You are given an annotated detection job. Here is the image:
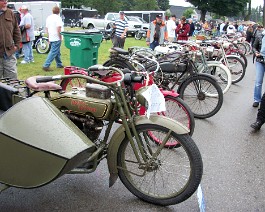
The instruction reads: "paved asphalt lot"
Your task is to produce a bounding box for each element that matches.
[0,55,264,211]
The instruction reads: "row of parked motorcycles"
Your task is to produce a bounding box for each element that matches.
[0,32,249,207]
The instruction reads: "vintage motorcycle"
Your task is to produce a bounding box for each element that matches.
[33,27,51,54]
[134,29,147,40]
[0,66,203,206]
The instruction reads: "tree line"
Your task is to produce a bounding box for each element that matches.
[61,0,169,15]
[61,0,265,24]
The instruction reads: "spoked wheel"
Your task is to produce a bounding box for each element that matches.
[103,59,136,71]
[151,96,195,148]
[178,74,223,119]
[243,41,252,55]
[236,42,247,55]
[223,56,246,84]
[36,38,51,54]
[200,63,232,95]
[135,31,142,40]
[60,73,87,91]
[159,96,195,135]
[117,124,203,206]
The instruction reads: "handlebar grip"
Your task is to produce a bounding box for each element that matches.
[122,68,131,74]
[36,76,54,83]
[131,75,144,83]
[124,73,144,85]
[88,65,105,72]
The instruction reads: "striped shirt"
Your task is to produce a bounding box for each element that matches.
[114,19,128,37]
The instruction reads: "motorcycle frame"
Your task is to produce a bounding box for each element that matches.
[18,72,188,187]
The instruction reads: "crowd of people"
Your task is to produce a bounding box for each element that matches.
[0,1,63,77]
[1,2,265,131]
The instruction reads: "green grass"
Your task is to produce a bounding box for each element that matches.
[17,31,147,80]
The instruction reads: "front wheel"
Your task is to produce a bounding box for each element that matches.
[117,124,203,206]
[178,74,223,119]
[36,38,51,54]
[221,56,246,84]
[199,63,232,95]
[135,31,142,40]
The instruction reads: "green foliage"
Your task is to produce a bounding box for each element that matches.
[82,0,124,15]
[183,8,194,19]
[186,0,249,21]
[132,0,159,10]
[157,0,170,11]
[62,0,85,8]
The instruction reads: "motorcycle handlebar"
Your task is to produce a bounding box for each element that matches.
[36,66,125,87]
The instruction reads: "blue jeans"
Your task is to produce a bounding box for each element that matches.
[150,40,159,50]
[43,40,63,68]
[254,61,265,102]
[22,41,34,62]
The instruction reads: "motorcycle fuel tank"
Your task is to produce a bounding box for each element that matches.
[0,97,95,188]
[50,90,113,120]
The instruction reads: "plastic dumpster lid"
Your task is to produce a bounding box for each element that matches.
[62,29,101,34]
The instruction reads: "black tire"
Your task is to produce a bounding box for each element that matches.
[135,32,142,40]
[36,38,51,54]
[178,74,223,119]
[236,42,247,55]
[223,56,246,84]
[162,96,195,136]
[87,24,94,29]
[103,59,136,71]
[117,124,203,206]
[151,96,195,148]
[238,52,248,68]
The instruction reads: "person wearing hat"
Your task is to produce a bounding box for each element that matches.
[0,0,21,79]
[112,11,128,49]
[19,5,34,64]
[146,14,168,50]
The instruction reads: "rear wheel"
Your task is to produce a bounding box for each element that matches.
[117,124,203,206]
[178,74,223,119]
[199,63,232,95]
[103,59,135,71]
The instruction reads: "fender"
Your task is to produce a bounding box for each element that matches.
[177,73,216,94]
[107,114,189,187]
[226,54,240,59]
[160,88,178,97]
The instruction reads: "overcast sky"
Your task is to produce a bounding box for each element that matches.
[169,0,264,8]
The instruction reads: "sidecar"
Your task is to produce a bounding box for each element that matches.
[0,97,96,188]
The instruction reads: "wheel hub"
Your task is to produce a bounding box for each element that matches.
[139,159,161,172]
[197,92,206,100]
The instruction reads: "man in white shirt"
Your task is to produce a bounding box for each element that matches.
[219,22,225,34]
[226,23,236,34]
[166,15,176,42]
[42,6,63,71]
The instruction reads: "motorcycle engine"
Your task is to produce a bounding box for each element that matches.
[63,112,103,142]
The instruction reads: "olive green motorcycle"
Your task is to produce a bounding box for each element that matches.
[0,66,203,206]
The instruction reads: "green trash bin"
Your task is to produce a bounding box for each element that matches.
[61,30,102,68]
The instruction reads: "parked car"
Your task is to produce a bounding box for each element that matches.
[82,12,142,36]
[127,16,149,30]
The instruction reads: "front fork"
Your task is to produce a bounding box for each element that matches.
[114,84,172,166]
